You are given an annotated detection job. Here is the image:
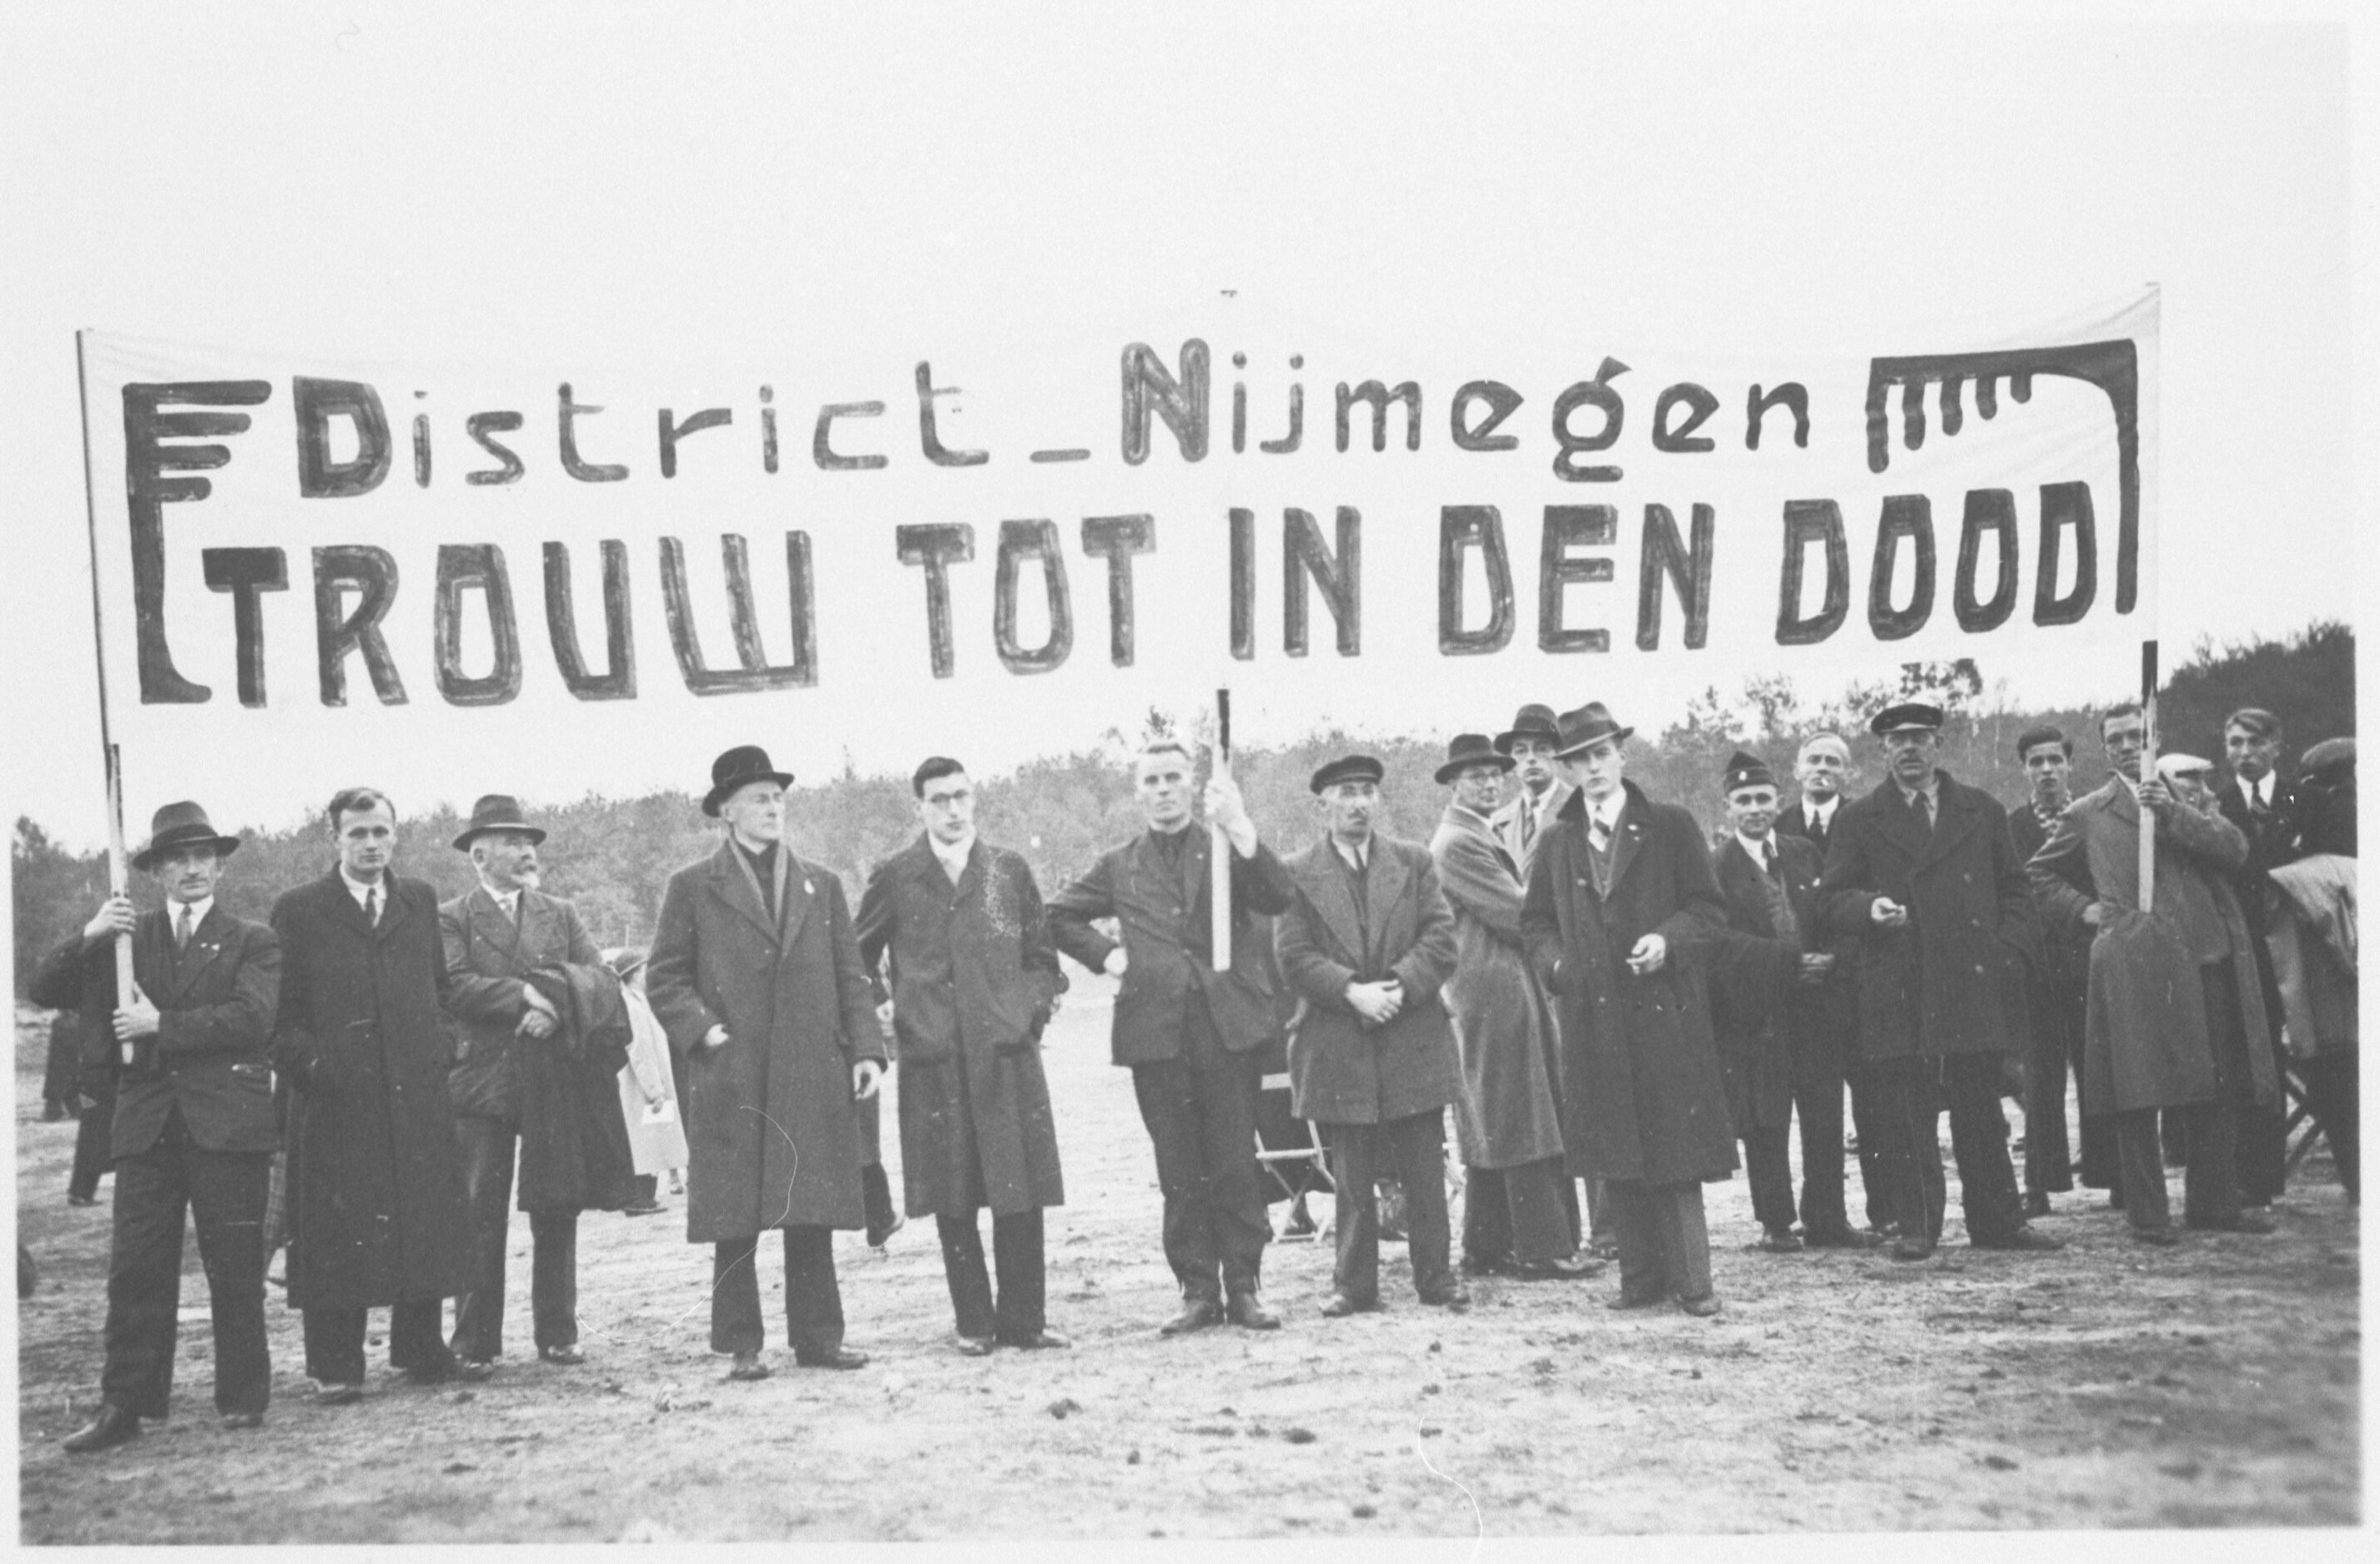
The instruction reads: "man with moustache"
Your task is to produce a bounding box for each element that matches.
[1816,706,2058,1263]
[441,794,626,1371]
[34,802,280,1451]
[856,757,1069,1355]
[2004,726,2110,1214]
[270,788,481,1401]
[1522,703,1734,1315]
[646,747,886,1380]
[2217,707,2298,1209]
[1048,742,1296,1335]
[1277,754,1467,1315]
[1776,731,1891,1236]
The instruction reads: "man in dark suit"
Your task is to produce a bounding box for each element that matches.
[2217,707,2297,1208]
[441,794,611,1370]
[2005,725,2110,1214]
[1775,732,1890,1235]
[1707,752,1878,1253]
[271,787,482,1403]
[1816,703,2060,1263]
[856,757,1069,1355]
[32,802,280,1451]
[1048,742,1296,1335]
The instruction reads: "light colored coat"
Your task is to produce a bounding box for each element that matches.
[1427,802,1564,1169]
[617,985,689,1175]
[1490,779,1574,883]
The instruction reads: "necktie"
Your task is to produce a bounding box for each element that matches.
[1590,813,1612,850]
[1763,840,1779,878]
[1917,792,1934,832]
[512,893,526,930]
[1519,806,1536,855]
[365,886,380,927]
[174,903,194,950]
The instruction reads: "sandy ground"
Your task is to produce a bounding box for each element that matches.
[13,988,2362,1543]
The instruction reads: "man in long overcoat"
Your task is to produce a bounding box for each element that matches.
[441,793,623,1370]
[269,787,480,1400]
[645,746,887,1380]
[33,801,280,1451]
[1522,703,1734,1315]
[2028,717,2279,1242]
[1277,753,1467,1315]
[2005,725,2111,1212]
[1426,734,1593,1280]
[1048,742,1296,1334]
[857,756,1069,1355]
[1489,702,1574,878]
[1815,703,2059,1263]
[1706,752,1878,1254]
[2217,706,2298,1207]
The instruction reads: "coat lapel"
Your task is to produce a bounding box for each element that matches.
[1718,841,1775,937]
[708,842,780,943]
[1869,783,1933,865]
[1364,839,1408,968]
[774,853,815,963]
[161,904,231,1002]
[471,886,526,968]
[1918,780,1985,870]
[1296,837,1370,968]
[1604,789,1648,895]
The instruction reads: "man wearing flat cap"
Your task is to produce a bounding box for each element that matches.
[441,794,626,1371]
[1049,741,1296,1334]
[1427,735,1595,1280]
[1706,752,1877,1253]
[1522,704,1734,1315]
[646,747,888,1379]
[1816,704,2056,1262]
[1277,753,1467,1315]
[33,802,280,1451]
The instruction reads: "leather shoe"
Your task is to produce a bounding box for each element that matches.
[727,1355,772,1381]
[866,1212,907,1250]
[1755,1229,1803,1254]
[314,1381,365,1406]
[67,1194,98,1208]
[404,1354,491,1385]
[1607,1287,1672,1310]
[1891,1234,1936,1262]
[954,1335,996,1357]
[1225,1291,1281,1330]
[2188,1212,2277,1235]
[62,1403,140,1454]
[1804,1226,1887,1250]
[2131,1225,2181,1246]
[1460,1254,1512,1278]
[1512,1253,1605,1280]
[221,1410,264,1430]
[998,1330,1070,1350]
[2022,1191,2053,1219]
[1159,1297,1225,1336]
[1679,1293,1723,1318]
[794,1346,869,1370]
[1319,1291,1379,1318]
[1971,1225,2063,1252]
[1419,1283,1472,1313]
[539,1345,585,1366]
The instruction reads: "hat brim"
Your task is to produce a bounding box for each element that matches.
[1309,768,1386,795]
[453,823,549,852]
[1553,725,1632,759]
[1493,727,1562,755]
[702,771,796,817]
[133,832,241,873]
[1436,754,1515,785]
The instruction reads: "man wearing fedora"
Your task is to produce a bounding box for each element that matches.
[1427,735,1596,1280]
[1489,703,1573,879]
[440,793,619,1370]
[270,787,481,1401]
[1048,741,1296,1335]
[646,746,887,1380]
[1522,703,1734,1315]
[1277,754,1468,1315]
[1815,704,2058,1262]
[856,757,1070,1355]
[33,802,280,1451]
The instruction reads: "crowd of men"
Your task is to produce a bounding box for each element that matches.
[27,695,2359,1454]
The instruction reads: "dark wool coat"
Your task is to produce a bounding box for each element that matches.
[516,962,638,1213]
[2028,781,2279,1114]
[31,907,281,1158]
[440,886,602,1123]
[856,836,1068,1218]
[1815,772,2035,1062]
[1521,782,1735,1185]
[1706,834,1824,1137]
[42,1008,83,1108]
[1428,803,1565,1169]
[1775,800,1861,1059]
[644,842,886,1243]
[1276,832,1463,1127]
[269,873,472,1311]
[1047,830,1296,1064]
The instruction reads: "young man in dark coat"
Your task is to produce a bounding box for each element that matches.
[1522,703,1734,1316]
[1706,752,1879,1255]
[1277,753,1468,1315]
[1048,742,1296,1335]
[33,802,280,1451]
[645,747,888,1381]
[1815,704,2060,1263]
[2005,725,2110,1213]
[856,757,1069,1355]
[440,793,618,1371]
[2217,707,2298,1209]
[269,787,482,1402]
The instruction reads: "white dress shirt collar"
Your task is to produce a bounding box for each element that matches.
[929,831,977,883]
[168,895,214,934]
[339,868,387,911]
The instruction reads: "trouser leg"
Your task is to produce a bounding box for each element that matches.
[1584,1176,1613,1245]
[186,1139,270,1417]
[937,1211,994,1339]
[1793,1048,1850,1235]
[1945,1055,2025,1243]
[302,1308,367,1385]
[711,1235,765,1355]
[1504,1156,1576,1264]
[1181,1007,1268,1295]
[990,1208,1045,1340]
[1873,1058,1944,1242]
[2115,1108,2172,1231]
[2301,1050,2360,1200]
[1388,1110,1452,1296]
[1653,1182,1714,1301]
[1132,1058,1220,1300]
[781,1225,844,1356]
[449,1115,516,1361]
[1462,1164,1512,1265]
[99,1115,190,1418]
[1743,1125,1795,1233]
[2234,968,2290,1204]
[1846,1064,1892,1228]
[2184,963,2248,1228]
[1324,1122,1382,1302]
[1605,1179,1668,1299]
[528,1209,578,1352]
[2025,1010,2076,1194]
[388,1297,448,1369]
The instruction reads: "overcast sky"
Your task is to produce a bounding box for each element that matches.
[2,3,2366,849]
